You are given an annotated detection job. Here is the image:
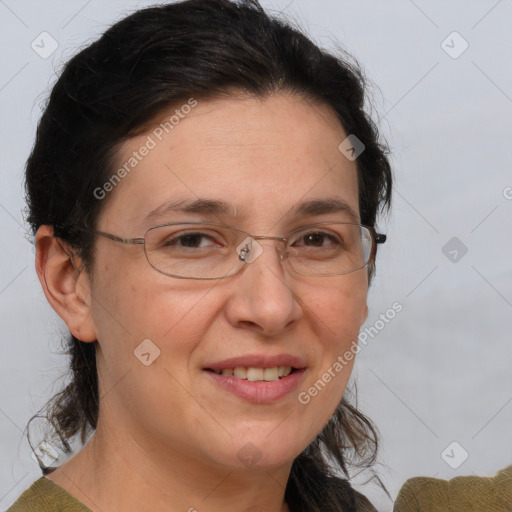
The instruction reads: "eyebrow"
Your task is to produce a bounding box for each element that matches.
[142,197,360,225]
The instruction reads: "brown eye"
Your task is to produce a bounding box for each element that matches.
[166,233,212,248]
[158,229,224,250]
[292,231,340,248]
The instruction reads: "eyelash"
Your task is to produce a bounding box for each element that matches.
[164,230,341,249]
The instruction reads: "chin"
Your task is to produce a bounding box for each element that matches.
[211,435,305,471]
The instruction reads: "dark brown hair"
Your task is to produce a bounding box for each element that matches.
[25,1,392,510]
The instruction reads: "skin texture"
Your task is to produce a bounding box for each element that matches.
[35,93,369,512]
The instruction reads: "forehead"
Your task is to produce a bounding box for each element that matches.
[99,93,360,231]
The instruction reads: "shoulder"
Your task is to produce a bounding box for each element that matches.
[393,465,512,512]
[6,477,92,512]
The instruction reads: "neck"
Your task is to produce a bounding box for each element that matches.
[45,417,293,512]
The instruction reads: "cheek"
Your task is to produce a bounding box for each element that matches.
[294,282,366,448]
[91,264,218,374]
[311,275,368,340]
[90,269,218,425]
[307,276,367,399]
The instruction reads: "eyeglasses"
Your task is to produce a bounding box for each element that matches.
[83,222,386,280]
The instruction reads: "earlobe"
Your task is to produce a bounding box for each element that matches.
[35,225,97,342]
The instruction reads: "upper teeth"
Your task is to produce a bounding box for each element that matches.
[213,366,292,381]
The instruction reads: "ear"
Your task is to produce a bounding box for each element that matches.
[35,225,97,342]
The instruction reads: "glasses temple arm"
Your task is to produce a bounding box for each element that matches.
[86,229,145,245]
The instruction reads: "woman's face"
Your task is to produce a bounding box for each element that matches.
[85,93,369,470]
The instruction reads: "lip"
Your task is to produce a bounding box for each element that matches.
[205,368,307,404]
[204,353,307,372]
[203,353,308,404]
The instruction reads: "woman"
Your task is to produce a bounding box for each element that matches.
[8,0,392,510]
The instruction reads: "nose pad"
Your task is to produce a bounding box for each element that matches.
[235,236,287,264]
[235,236,264,264]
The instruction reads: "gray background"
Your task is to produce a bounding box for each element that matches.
[1,1,511,510]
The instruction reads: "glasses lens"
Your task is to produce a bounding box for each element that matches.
[286,223,373,276]
[145,223,243,279]
[144,223,374,279]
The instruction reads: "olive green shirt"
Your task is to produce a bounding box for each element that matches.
[6,477,91,512]
[393,465,512,512]
[7,466,512,511]
[6,476,375,511]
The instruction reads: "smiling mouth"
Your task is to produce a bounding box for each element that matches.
[204,366,297,382]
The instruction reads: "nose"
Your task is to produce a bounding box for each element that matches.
[224,238,303,336]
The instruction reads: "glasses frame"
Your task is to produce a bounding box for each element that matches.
[82,221,386,280]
